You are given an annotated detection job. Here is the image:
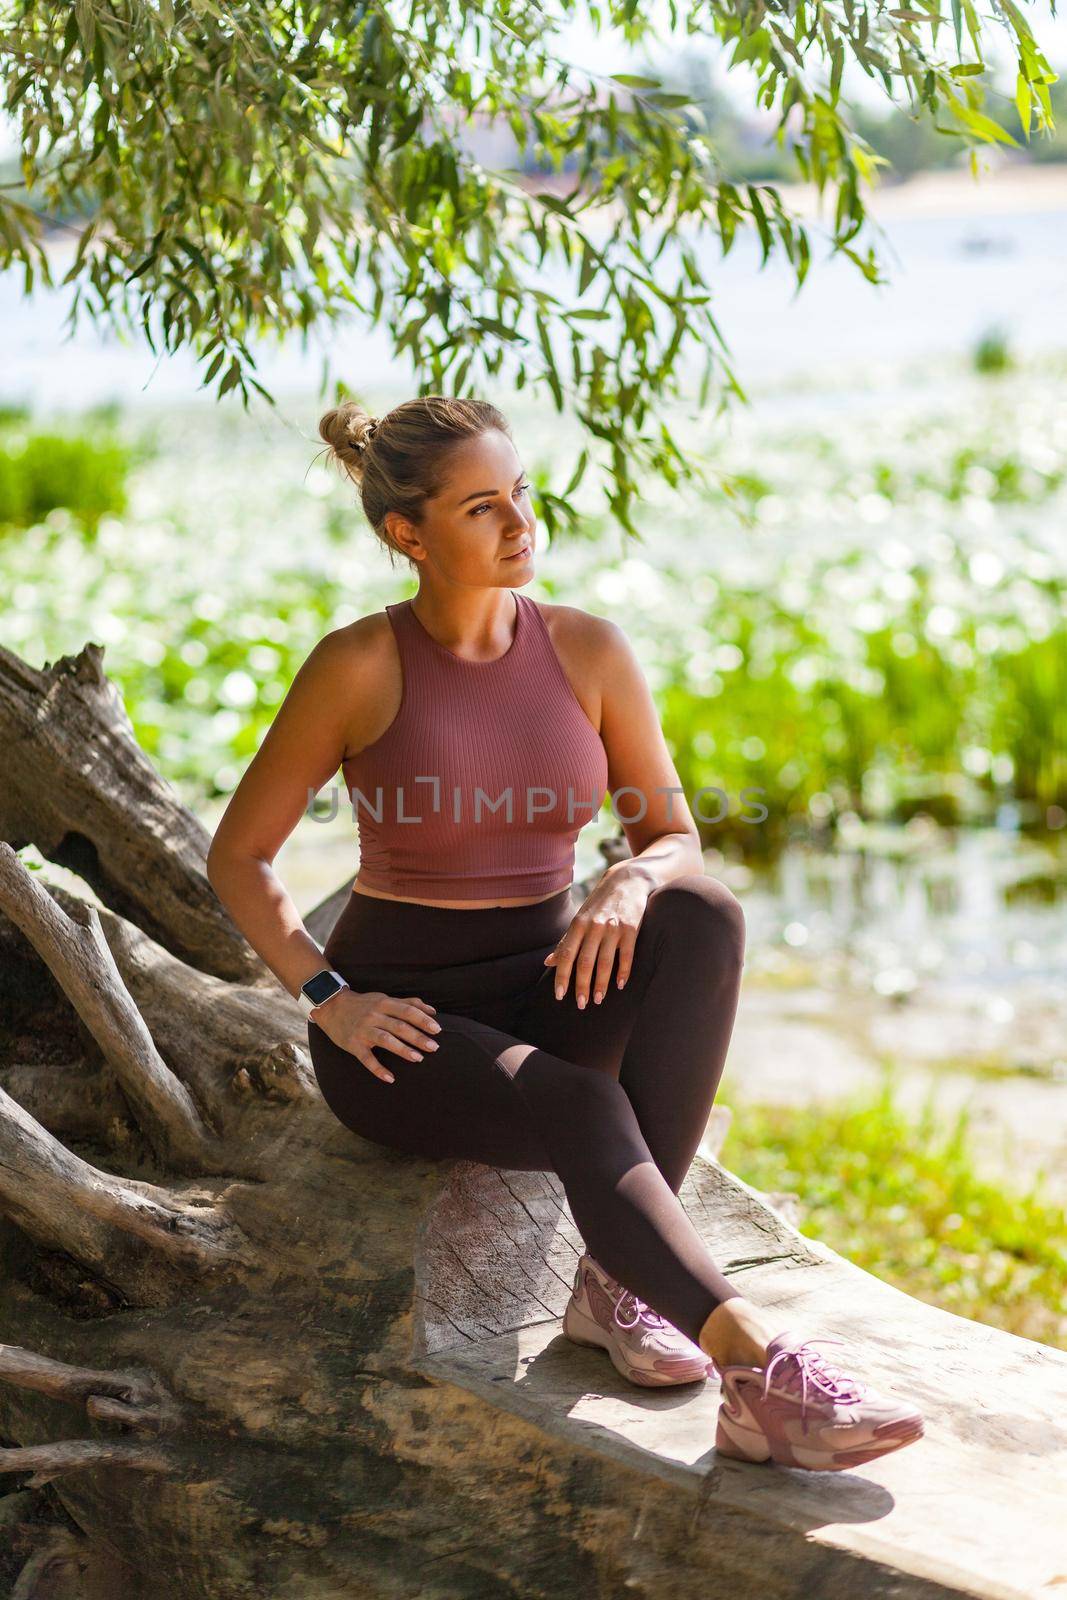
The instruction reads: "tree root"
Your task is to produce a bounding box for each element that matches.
[0,846,220,1168]
[0,1344,182,1435]
[0,1437,173,1490]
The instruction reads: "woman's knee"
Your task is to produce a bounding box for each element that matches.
[644,873,746,968]
[513,1045,634,1122]
[532,1061,650,1167]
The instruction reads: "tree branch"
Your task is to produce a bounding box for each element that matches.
[0,845,221,1168]
[0,640,267,984]
[0,1438,173,1490]
[0,1082,251,1295]
[0,1344,179,1436]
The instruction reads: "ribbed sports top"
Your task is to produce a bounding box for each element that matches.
[341,593,610,900]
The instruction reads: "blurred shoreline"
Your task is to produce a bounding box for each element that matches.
[524,156,1067,221]
[787,157,1067,220]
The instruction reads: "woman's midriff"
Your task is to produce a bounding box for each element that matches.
[351,879,567,911]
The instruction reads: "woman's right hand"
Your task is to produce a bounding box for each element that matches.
[310,988,442,1084]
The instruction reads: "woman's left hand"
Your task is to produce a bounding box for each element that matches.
[543,866,653,1008]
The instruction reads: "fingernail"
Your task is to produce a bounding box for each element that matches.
[555,986,563,1000]
[577,995,586,1009]
[594,991,603,1004]
[384,1074,395,1083]
[431,1022,442,1032]
[426,1041,439,1050]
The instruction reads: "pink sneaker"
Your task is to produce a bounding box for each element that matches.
[563,1253,716,1388]
[715,1329,925,1472]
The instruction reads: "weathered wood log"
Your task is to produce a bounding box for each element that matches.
[1,637,1065,1599]
[2,1521,130,1600]
[0,642,267,983]
[0,848,221,1166]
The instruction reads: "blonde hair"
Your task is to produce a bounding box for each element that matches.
[317,394,513,569]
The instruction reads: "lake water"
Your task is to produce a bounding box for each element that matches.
[3,186,1065,409]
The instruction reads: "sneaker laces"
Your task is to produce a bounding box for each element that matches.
[582,1257,669,1334]
[613,1287,668,1332]
[761,1337,867,1421]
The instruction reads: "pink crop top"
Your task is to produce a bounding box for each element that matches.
[341,593,610,900]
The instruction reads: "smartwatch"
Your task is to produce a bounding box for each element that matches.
[298,967,350,1018]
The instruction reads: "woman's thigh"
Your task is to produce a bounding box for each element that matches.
[510,874,742,1081]
[508,926,648,1079]
[307,1008,554,1172]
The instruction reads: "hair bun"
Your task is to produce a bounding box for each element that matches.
[318,401,382,469]
[351,416,381,453]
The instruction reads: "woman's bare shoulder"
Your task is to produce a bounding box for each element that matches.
[530,600,628,733]
[311,610,401,759]
[323,608,394,650]
[310,609,395,674]
[532,599,628,666]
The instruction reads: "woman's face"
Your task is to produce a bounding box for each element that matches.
[389,429,537,587]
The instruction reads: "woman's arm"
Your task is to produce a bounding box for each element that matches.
[540,609,706,1007]
[205,627,366,1003]
[589,615,705,889]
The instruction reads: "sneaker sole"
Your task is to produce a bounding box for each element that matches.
[563,1301,712,1388]
[715,1406,925,1471]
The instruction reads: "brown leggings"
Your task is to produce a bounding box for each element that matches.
[307,873,747,1344]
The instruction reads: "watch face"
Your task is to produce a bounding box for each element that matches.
[303,970,343,1006]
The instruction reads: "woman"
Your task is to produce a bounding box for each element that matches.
[206,395,924,1473]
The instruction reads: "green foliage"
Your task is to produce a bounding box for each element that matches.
[990,632,1067,811]
[973,325,1013,374]
[0,426,130,529]
[725,1070,1067,1349]
[657,569,1067,854]
[1022,70,1067,160]
[629,39,1063,184]
[0,0,1058,541]
[2,357,1064,835]
[116,570,350,792]
[849,69,1067,178]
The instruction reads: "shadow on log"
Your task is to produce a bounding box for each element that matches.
[1,640,1065,1599]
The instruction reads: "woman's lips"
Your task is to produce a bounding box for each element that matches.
[504,545,532,560]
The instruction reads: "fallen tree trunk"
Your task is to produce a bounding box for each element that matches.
[1,640,1065,1600]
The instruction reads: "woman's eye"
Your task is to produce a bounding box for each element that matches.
[472,483,531,516]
